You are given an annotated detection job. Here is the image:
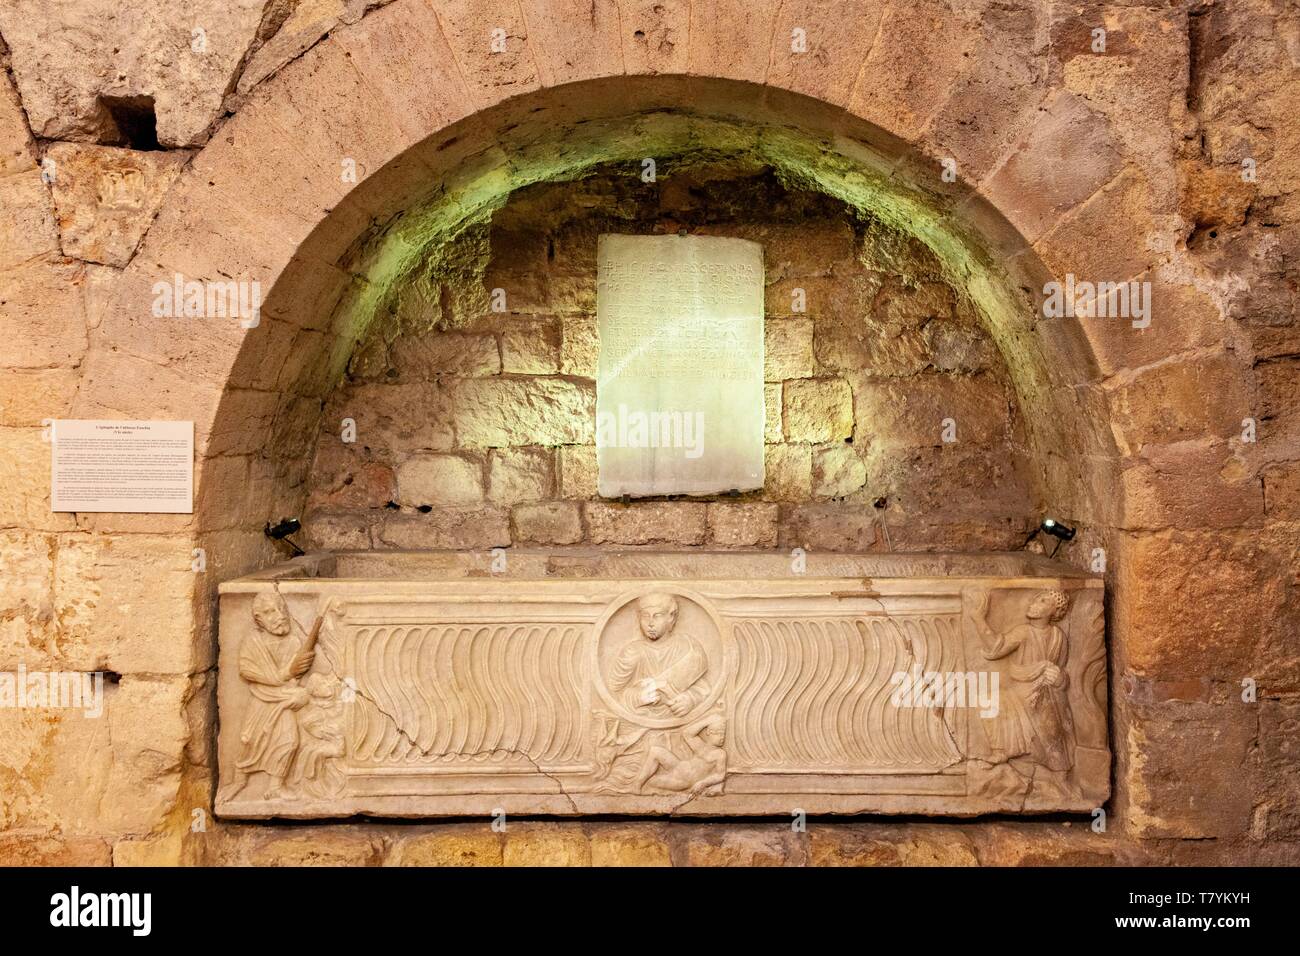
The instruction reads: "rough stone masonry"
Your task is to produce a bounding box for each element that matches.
[0,0,1297,867]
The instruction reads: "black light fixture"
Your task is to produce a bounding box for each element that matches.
[1040,518,1076,541]
[1037,517,1076,558]
[264,517,305,557]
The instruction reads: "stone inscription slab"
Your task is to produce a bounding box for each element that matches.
[215,553,1109,818]
[50,419,193,513]
[596,234,764,497]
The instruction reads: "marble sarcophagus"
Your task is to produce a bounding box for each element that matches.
[215,550,1108,818]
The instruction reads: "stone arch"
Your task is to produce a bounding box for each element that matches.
[76,7,1144,528]
[69,0,1136,720]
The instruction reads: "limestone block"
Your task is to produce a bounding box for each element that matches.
[1263,462,1300,520]
[384,331,501,379]
[326,382,455,457]
[237,0,392,97]
[303,511,374,551]
[919,3,1047,181]
[1258,359,1300,451]
[0,675,192,836]
[814,320,930,377]
[810,825,979,867]
[619,0,690,75]
[686,0,777,84]
[518,0,623,87]
[967,822,1123,867]
[763,443,812,500]
[482,264,549,314]
[52,533,200,674]
[512,501,583,545]
[0,172,59,270]
[1035,169,1161,283]
[396,454,485,507]
[1252,700,1300,842]
[0,0,269,147]
[45,143,188,267]
[981,91,1124,242]
[433,0,541,109]
[1104,351,1248,454]
[588,825,672,867]
[885,517,1030,554]
[923,319,998,373]
[247,832,383,867]
[386,827,503,866]
[376,509,509,550]
[764,319,814,381]
[719,221,856,281]
[847,0,979,142]
[0,708,105,835]
[780,503,878,551]
[706,502,778,548]
[1116,530,1293,682]
[1118,442,1264,532]
[764,385,783,442]
[767,273,872,321]
[500,319,561,374]
[866,442,1034,524]
[679,827,793,866]
[783,378,853,443]
[876,277,960,327]
[105,676,195,832]
[0,368,80,427]
[584,501,708,545]
[1081,266,1222,376]
[1057,5,1189,196]
[766,0,886,107]
[812,443,867,498]
[332,0,475,139]
[1123,701,1255,840]
[560,315,598,377]
[853,374,1011,449]
[0,74,38,176]
[488,447,554,505]
[0,427,75,532]
[0,834,112,866]
[0,530,55,669]
[454,378,594,448]
[502,824,590,866]
[811,282,967,382]
[308,441,396,511]
[112,831,187,867]
[558,445,598,499]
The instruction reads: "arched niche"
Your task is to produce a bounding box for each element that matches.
[199,78,1118,562]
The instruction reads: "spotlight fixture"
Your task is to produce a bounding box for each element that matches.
[1040,518,1076,541]
[264,517,305,557]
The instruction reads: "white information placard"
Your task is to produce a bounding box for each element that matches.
[51,420,194,514]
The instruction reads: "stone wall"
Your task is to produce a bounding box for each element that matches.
[304,166,1035,555]
[0,0,1297,867]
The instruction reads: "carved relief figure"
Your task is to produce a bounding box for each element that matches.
[220,593,333,801]
[97,167,145,208]
[594,591,726,796]
[632,712,726,796]
[607,592,711,718]
[288,674,348,798]
[970,589,1075,773]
